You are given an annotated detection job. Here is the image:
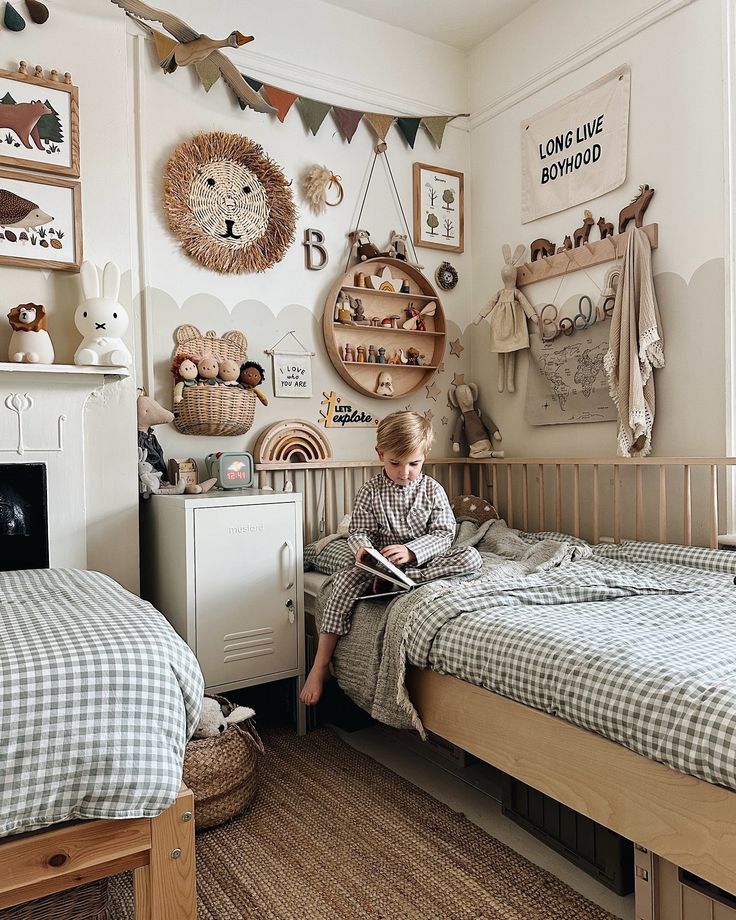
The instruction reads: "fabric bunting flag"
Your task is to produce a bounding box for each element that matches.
[396,117,422,148]
[297,97,332,135]
[422,116,452,149]
[263,86,298,123]
[363,112,395,143]
[332,107,363,144]
[194,57,221,93]
[152,28,178,66]
[244,76,263,93]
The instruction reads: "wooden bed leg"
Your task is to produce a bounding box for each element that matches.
[136,787,197,920]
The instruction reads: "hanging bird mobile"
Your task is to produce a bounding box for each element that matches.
[109,0,275,114]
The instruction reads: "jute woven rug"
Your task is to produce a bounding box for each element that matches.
[108,726,616,919]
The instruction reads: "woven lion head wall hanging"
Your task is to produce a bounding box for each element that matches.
[163,132,296,274]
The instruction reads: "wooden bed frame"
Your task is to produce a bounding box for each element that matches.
[258,455,736,899]
[0,786,197,918]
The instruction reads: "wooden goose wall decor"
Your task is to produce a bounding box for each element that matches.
[110,0,275,115]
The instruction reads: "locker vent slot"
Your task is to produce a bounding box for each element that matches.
[223,627,274,661]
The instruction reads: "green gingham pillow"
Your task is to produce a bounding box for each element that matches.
[594,540,736,575]
[304,538,355,575]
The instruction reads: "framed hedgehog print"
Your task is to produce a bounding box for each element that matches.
[0,169,82,271]
[0,65,80,178]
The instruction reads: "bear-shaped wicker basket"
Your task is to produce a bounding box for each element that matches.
[172,324,256,437]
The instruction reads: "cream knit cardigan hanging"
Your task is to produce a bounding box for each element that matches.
[604,227,664,457]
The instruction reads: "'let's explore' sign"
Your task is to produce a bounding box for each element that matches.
[521,66,630,223]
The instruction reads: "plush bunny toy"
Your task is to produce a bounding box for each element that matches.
[193,697,256,739]
[473,244,538,393]
[74,261,133,367]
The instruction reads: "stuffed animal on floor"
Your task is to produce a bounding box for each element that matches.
[193,697,256,739]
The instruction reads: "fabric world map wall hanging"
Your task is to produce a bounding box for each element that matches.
[521,65,630,223]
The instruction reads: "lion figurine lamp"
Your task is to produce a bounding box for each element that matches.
[7,303,55,364]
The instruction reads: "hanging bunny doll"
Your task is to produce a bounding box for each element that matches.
[474,244,538,393]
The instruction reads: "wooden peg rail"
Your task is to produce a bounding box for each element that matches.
[517,223,658,287]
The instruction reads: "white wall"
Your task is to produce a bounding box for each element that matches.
[468,0,726,457]
[128,0,473,465]
[0,0,139,590]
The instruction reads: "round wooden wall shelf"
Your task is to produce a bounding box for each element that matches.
[323,258,446,400]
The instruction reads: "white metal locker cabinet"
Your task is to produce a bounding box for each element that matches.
[193,502,298,686]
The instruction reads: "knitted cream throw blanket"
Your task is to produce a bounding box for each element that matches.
[604,227,664,456]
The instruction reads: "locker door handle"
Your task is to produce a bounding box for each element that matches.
[283,541,295,590]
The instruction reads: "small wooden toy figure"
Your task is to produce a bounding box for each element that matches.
[367,345,377,363]
[343,342,356,362]
[356,345,366,363]
[239,360,269,405]
[353,299,367,324]
[376,346,387,364]
[474,244,538,394]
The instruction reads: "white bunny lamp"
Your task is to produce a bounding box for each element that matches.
[474,244,537,393]
[74,261,133,367]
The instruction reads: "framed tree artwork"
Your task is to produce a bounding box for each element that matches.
[0,65,80,177]
[0,169,82,271]
[413,163,464,253]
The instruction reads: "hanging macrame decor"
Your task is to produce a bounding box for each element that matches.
[163,131,296,274]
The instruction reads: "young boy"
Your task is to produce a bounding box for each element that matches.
[300,411,482,705]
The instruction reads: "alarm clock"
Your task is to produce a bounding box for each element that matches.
[204,452,255,489]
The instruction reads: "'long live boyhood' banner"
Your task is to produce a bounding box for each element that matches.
[521,65,630,224]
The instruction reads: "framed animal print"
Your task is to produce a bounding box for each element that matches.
[0,65,80,177]
[0,169,82,271]
[412,163,464,253]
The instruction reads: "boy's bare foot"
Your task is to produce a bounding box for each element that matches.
[300,662,331,705]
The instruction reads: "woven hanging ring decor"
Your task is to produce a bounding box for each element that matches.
[163,132,296,274]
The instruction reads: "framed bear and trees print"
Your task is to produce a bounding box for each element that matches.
[0,65,80,178]
[413,163,464,253]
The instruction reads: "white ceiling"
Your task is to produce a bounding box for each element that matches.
[318,0,537,50]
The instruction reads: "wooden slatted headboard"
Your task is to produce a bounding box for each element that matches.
[255,457,736,549]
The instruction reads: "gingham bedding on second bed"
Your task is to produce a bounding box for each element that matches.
[317,529,736,791]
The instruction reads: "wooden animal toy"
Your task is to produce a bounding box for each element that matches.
[349,229,381,263]
[556,236,572,254]
[573,210,595,247]
[109,0,274,114]
[74,261,132,367]
[530,238,555,261]
[597,217,614,239]
[618,184,655,233]
[7,303,54,364]
[473,244,538,394]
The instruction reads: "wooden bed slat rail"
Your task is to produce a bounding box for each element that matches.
[255,457,736,549]
[0,787,196,919]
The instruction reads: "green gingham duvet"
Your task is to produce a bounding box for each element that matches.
[0,568,204,836]
[316,529,736,791]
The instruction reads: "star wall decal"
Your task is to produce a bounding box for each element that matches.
[441,415,448,426]
[426,382,440,401]
[451,373,465,386]
[449,338,464,357]
[424,409,434,422]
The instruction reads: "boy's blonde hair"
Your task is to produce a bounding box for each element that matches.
[376,411,434,458]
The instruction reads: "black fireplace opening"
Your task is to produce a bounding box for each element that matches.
[0,463,49,571]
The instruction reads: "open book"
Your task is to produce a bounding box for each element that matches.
[355,545,417,598]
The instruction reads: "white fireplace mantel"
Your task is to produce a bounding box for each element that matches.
[0,366,139,592]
